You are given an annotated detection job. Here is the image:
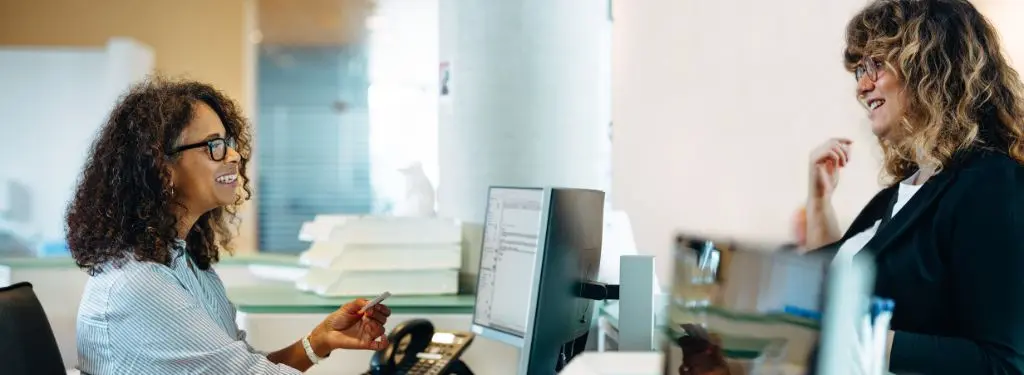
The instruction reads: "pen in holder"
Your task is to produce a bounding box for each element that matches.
[664,234,833,375]
[858,297,895,375]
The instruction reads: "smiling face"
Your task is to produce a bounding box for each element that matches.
[169,101,241,216]
[856,57,908,140]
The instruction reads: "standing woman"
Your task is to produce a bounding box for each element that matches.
[68,77,390,374]
[805,0,1024,373]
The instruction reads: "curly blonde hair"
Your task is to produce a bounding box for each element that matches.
[844,0,1024,182]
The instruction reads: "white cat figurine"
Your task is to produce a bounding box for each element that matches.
[393,162,437,217]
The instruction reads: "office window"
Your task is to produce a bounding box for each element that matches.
[256,0,439,253]
[256,45,373,252]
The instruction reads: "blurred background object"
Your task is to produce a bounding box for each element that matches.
[0,180,31,224]
[0,180,34,257]
[255,0,440,253]
[2,1,244,248]
[393,161,438,217]
[0,38,153,256]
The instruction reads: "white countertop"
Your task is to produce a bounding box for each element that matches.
[560,352,662,375]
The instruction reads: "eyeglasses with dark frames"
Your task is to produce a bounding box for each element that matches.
[169,137,237,162]
[855,57,884,82]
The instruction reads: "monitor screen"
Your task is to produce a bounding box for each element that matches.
[472,187,545,338]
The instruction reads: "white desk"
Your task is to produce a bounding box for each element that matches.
[229,285,520,375]
[560,352,662,375]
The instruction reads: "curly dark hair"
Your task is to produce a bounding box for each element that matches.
[66,76,253,275]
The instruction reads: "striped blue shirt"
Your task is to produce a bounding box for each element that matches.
[76,240,302,374]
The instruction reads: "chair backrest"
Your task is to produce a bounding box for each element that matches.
[0,282,67,375]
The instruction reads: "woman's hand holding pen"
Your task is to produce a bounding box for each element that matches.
[309,298,392,357]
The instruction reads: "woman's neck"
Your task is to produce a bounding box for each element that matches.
[175,210,200,240]
[912,164,937,185]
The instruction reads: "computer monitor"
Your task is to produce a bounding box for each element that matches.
[470,186,606,375]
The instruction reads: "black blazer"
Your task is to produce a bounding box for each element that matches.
[823,147,1024,374]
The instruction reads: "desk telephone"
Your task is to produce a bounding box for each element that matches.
[365,319,475,375]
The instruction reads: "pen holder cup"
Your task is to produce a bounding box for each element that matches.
[663,233,826,375]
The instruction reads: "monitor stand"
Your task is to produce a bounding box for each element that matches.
[555,332,591,372]
[559,278,616,373]
[548,255,657,372]
[444,358,474,375]
[578,255,659,351]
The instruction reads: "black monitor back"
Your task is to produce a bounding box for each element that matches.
[522,188,605,374]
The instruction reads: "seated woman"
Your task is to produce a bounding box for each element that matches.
[68,77,389,374]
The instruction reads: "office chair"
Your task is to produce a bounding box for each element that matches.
[0,282,67,375]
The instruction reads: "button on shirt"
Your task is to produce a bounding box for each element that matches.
[76,240,301,375]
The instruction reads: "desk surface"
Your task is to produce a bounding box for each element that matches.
[228,284,475,315]
[601,301,818,331]
[559,352,661,375]
[0,253,304,269]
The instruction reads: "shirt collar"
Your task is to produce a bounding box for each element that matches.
[171,239,188,261]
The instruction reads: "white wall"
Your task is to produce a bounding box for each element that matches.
[368,0,441,203]
[0,38,153,248]
[438,0,613,290]
[977,1,1024,73]
[612,1,882,283]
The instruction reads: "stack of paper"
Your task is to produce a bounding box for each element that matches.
[295,215,463,297]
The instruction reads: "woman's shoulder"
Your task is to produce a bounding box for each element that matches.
[943,149,1024,209]
[84,258,182,300]
[951,145,1022,172]
[964,148,1023,176]
[79,258,180,328]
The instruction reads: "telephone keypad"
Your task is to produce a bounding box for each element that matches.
[393,333,474,375]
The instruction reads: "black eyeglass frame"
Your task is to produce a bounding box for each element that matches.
[854,57,885,82]
[169,137,237,162]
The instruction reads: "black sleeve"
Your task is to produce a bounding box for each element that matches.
[889,167,1024,375]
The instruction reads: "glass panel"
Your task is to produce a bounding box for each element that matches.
[255,0,438,252]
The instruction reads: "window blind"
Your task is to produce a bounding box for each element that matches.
[256,45,373,253]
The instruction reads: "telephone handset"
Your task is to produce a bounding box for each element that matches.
[367,319,475,375]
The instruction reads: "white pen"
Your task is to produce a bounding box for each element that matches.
[872,300,894,375]
[360,291,392,314]
[860,312,874,373]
